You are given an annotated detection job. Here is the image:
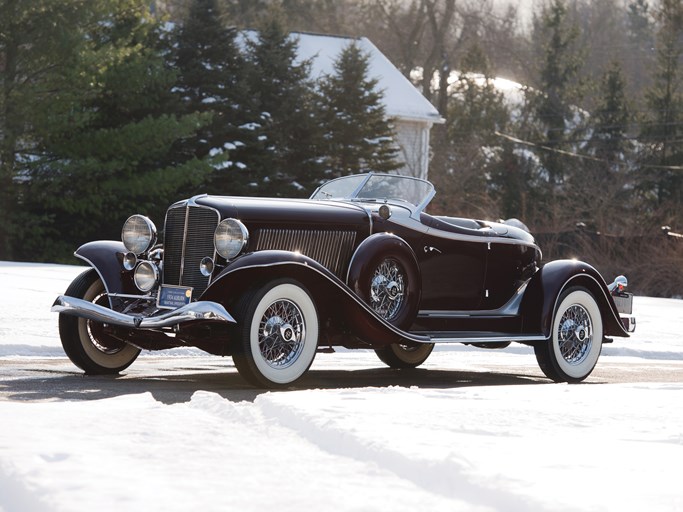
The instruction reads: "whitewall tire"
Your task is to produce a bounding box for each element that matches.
[59,269,140,374]
[233,280,318,388]
[535,287,603,382]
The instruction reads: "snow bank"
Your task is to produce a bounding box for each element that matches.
[1,386,681,512]
[0,262,682,511]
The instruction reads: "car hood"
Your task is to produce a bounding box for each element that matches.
[194,196,371,229]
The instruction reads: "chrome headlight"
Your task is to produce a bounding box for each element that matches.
[122,215,157,255]
[134,261,158,292]
[214,218,248,260]
[123,252,138,271]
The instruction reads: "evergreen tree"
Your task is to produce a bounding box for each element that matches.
[431,44,508,218]
[528,0,584,189]
[16,0,213,261]
[318,42,401,178]
[171,0,252,194]
[447,45,509,149]
[627,0,652,39]
[0,0,102,260]
[589,63,632,162]
[577,62,634,233]
[625,0,655,105]
[242,12,323,196]
[488,142,544,223]
[521,0,586,231]
[638,0,683,227]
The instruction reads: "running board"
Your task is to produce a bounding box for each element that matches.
[403,331,547,345]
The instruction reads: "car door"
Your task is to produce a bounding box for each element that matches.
[484,240,539,310]
[417,229,488,311]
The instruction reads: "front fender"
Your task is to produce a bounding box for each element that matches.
[74,241,135,303]
[203,250,334,301]
[521,259,628,338]
[200,250,410,346]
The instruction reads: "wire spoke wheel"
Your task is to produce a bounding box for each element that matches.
[557,304,593,365]
[370,258,405,321]
[59,269,140,374]
[364,251,429,369]
[258,299,305,369]
[534,287,603,383]
[233,280,318,388]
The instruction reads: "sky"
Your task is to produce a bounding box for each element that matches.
[0,262,681,512]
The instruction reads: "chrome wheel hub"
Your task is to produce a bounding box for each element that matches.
[258,299,305,369]
[557,304,593,365]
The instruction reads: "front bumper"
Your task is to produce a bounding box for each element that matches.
[620,313,636,333]
[52,295,235,329]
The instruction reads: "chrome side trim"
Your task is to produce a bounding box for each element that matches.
[73,253,114,309]
[214,259,549,345]
[420,333,547,344]
[424,225,541,249]
[364,205,373,236]
[52,296,235,328]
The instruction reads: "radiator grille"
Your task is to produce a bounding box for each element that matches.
[163,204,219,298]
[256,229,357,278]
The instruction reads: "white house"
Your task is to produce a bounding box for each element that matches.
[293,32,444,180]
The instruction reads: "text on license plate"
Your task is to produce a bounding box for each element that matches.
[158,285,193,309]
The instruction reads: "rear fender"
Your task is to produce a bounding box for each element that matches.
[74,241,136,305]
[201,250,406,346]
[521,259,628,338]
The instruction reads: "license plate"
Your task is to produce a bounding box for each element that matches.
[158,285,193,309]
[613,293,633,315]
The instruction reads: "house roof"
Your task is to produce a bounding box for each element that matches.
[292,32,443,124]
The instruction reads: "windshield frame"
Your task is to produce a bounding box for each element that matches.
[310,173,435,218]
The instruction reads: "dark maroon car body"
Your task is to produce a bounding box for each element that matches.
[53,173,633,387]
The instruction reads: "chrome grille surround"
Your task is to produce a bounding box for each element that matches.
[255,228,357,278]
[162,203,220,298]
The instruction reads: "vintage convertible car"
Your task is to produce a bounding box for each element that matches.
[52,173,636,387]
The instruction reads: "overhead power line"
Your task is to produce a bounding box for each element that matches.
[494,131,683,171]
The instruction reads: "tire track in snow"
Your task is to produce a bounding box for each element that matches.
[187,391,478,511]
[254,392,579,512]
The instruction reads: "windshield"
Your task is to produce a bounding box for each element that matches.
[311,174,435,210]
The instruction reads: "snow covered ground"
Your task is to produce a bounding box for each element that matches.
[1,261,682,512]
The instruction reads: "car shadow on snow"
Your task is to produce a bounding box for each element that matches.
[0,358,553,405]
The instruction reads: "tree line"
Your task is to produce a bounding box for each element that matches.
[175,0,683,296]
[2,0,682,295]
[0,0,400,262]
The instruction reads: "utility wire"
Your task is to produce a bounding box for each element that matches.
[495,131,683,170]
